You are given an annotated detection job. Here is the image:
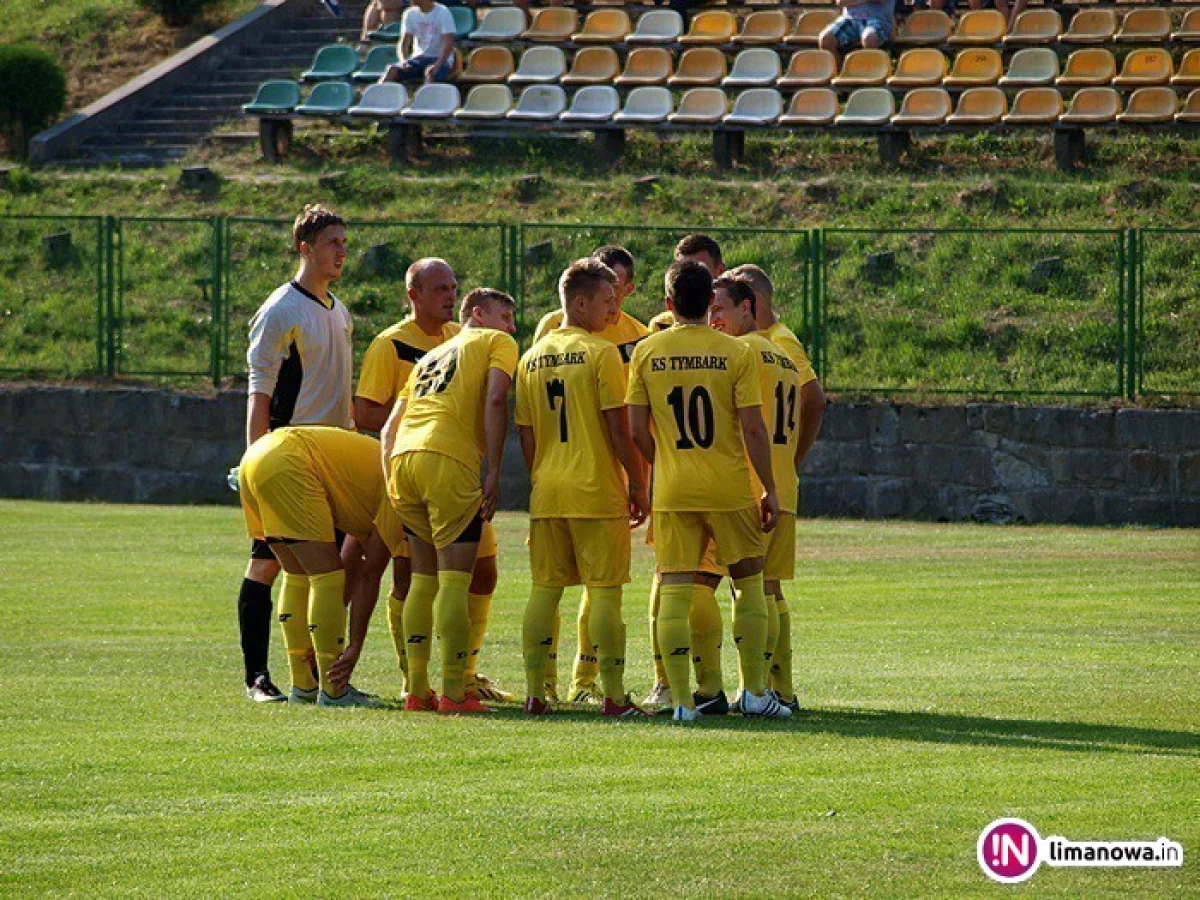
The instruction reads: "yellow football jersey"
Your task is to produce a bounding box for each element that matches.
[742,331,804,514]
[763,320,817,388]
[533,309,649,365]
[648,310,675,333]
[356,316,461,406]
[391,327,519,475]
[515,326,629,519]
[626,323,761,512]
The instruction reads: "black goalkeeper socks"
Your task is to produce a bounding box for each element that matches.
[238,578,274,686]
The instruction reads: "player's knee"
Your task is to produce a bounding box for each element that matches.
[469,555,498,595]
[245,557,280,584]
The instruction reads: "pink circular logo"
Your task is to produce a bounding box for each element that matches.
[977,818,1042,883]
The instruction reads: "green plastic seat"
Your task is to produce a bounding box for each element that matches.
[243,80,300,114]
[368,21,401,42]
[354,45,397,83]
[302,45,359,82]
[451,5,476,37]
[297,81,355,115]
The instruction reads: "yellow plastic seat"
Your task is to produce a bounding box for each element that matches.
[1116,87,1178,123]
[680,11,738,45]
[457,47,515,84]
[831,48,891,87]
[943,48,1003,87]
[834,87,896,125]
[734,10,789,45]
[667,87,728,124]
[786,10,840,45]
[627,10,684,45]
[1172,9,1200,42]
[891,87,952,125]
[887,48,947,87]
[893,10,951,46]
[1115,8,1171,43]
[723,48,783,87]
[614,47,674,86]
[469,6,527,41]
[561,47,620,86]
[1060,87,1120,124]
[454,84,513,120]
[1061,10,1118,45]
[521,7,577,42]
[1176,89,1200,122]
[779,88,839,125]
[1171,50,1200,87]
[667,47,728,86]
[1112,49,1174,87]
[999,48,1059,87]
[778,49,837,88]
[509,46,566,85]
[946,87,1007,124]
[1056,49,1116,87]
[1002,87,1064,123]
[572,10,631,44]
[1002,9,1062,45]
[948,10,1006,45]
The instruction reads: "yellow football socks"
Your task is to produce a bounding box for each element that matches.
[689,582,724,699]
[524,583,564,700]
[649,578,668,685]
[765,589,780,669]
[542,606,561,692]
[732,574,768,695]
[278,573,316,692]
[403,573,439,701]
[435,570,472,703]
[307,569,347,699]
[772,593,795,701]
[572,590,600,690]
[386,589,407,689]
[656,582,694,709]
[464,591,492,687]
[588,585,626,702]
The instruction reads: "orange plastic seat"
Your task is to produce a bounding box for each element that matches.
[572,10,630,43]
[561,47,620,86]
[943,48,1003,87]
[614,47,674,86]
[1117,87,1178,123]
[1171,50,1200,87]
[680,11,738,45]
[667,87,728,124]
[831,48,891,87]
[735,10,789,45]
[1176,89,1200,122]
[1002,87,1064,124]
[891,87,952,125]
[1056,49,1116,87]
[887,48,947,87]
[1002,9,1062,45]
[1060,87,1120,124]
[893,10,951,46]
[1061,9,1118,44]
[1115,8,1171,43]
[521,7,577,42]
[457,47,515,84]
[779,88,838,125]
[786,10,840,45]
[1172,9,1200,42]
[946,87,1007,125]
[778,49,837,88]
[948,10,1006,45]
[1112,49,1174,87]
[667,47,728,86]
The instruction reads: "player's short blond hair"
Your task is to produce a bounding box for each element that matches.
[292,204,345,252]
[460,287,514,322]
[406,257,452,292]
[559,257,618,308]
[728,263,772,303]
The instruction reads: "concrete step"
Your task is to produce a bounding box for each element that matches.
[147,99,244,115]
[103,127,212,145]
[116,119,218,136]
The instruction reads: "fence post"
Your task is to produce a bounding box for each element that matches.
[1125,229,1138,401]
[95,217,105,377]
[104,216,117,378]
[513,224,524,330]
[210,216,223,387]
[812,228,825,382]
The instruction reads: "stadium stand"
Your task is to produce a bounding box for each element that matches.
[562,47,621,85]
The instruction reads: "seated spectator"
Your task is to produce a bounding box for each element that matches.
[359,0,406,51]
[819,0,895,54]
[924,0,1024,30]
[379,0,457,85]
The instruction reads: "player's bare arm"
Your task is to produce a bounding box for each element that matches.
[794,379,827,469]
[628,404,656,467]
[739,405,779,533]
[602,406,649,528]
[354,395,392,434]
[380,396,407,471]
[328,529,392,689]
[480,368,512,522]
[516,423,536,473]
[246,393,272,446]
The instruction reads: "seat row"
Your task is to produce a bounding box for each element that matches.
[451,45,1200,89]
[246,79,1200,126]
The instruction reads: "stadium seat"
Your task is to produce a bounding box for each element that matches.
[1002,87,1064,123]
[779,88,839,125]
[469,7,527,41]
[1061,10,1117,45]
[561,47,620,86]
[458,47,515,84]
[1002,9,1062,45]
[831,49,891,87]
[1172,50,1200,87]
[943,49,1003,87]
[614,86,674,123]
[680,11,738,45]
[509,47,567,85]
[348,82,406,116]
[522,8,577,42]
[368,22,401,42]
[297,81,354,115]
[948,10,1006,46]
[1115,8,1171,43]
[454,84,514,119]
[1172,9,1200,42]
[946,87,1007,125]
[559,85,620,122]
[353,46,397,83]
[668,48,728,86]
[451,6,476,39]
[1060,87,1120,124]
[887,49,948,88]
[1176,89,1200,122]
[302,45,359,82]
[573,10,631,43]
[243,80,300,115]
[786,10,840,45]
[1057,49,1116,87]
[723,49,783,87]
[999,48,1060,87]
[893,10,952,46]
[507,84,567,120]
[778,50,837,88]
[1112,49,1174,87]
[667,87,728,123]
[724,88,783,125]
[1116,87,1178,123]
[615,48,674,86]
[734,11,789,45]
[402,83,461,118]
[891,87,952,125]
[834,88,895,125]
[627,10,684,44]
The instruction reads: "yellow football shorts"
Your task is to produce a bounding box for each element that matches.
[528,517,631,588]
[763,512,796,582]
[377,501,498,560]
[651,507,765,574]
[646,516,726,577]
[241,434,339,544]
[388,450,483,550]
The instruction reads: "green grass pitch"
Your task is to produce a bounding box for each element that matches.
[1,500,1196,897]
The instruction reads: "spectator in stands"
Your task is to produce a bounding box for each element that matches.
[358,0,406,51]
[379,0,457,85]
[819,0,895,55]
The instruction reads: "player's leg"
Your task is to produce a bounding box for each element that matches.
[769,586,798,712]
[569,592,602,704]
[764,578,781,686]
[265,545,317,703]
[643,516,672,710]
[465,523,512,702]
[273,540,352,703]
[690,572,727,714]
[389,554,412,692]
[402,533,441,710]
[542,607,562,703]
[239,545,284,702]
[763,513,797,711]
[434,530,481,710]
[652,512,707,719]
[523,518,573,713]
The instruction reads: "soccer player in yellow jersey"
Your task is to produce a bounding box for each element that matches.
[239,426,397,707]
[728,264,826,712]
[381,287,518,715]
[353,258,508,703]
[627,261,791,721]
[516,259,651,718]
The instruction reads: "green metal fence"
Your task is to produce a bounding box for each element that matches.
[1136,228,1200,399]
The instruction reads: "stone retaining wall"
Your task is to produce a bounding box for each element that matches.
[0,386,1195,526]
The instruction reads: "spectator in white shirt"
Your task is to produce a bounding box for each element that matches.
[379,0,457,84]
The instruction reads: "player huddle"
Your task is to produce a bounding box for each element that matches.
[235,206,825,723]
